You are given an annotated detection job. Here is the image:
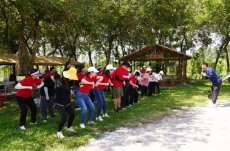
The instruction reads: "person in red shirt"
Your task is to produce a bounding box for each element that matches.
[141,66,146,74]
[93,64,113,121]
[76,67,103,128]
[113,61,131,112]
[15,69,44,130]
[129,72,140,105]
[121,68,130,110]
[74,67,87,110]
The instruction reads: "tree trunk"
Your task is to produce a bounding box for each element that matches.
[17,18,31,76]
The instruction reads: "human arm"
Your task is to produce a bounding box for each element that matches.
[44,87,49,100]
[14,83,32,90]
[37,82,44,89]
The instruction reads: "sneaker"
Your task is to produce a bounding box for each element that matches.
[20,125,26,130]
[79,124,85,128]
[43,120,47,123]
[56,131,64,139]
[208,102,217,107]
[30,122,37,125]
[159,93,162,95]
[103,113,110,118]
[66,127,75,132]
[88,121,96,125]
[75,107,81,111]
[96,116,103,121]
[154,94,157,96]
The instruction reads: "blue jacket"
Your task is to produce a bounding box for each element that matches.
[206,68,222,85]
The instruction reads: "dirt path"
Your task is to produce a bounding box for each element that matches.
[77,101,230,151]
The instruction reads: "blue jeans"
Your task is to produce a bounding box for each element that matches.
[76,91,95,124]
[93,89,107,117]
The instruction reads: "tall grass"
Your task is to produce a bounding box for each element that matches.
[0,79,229,151]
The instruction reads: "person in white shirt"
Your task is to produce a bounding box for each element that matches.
[152,71,164,96]
[148,70,155,97]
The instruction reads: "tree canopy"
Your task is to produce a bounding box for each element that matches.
[0,0,229,75]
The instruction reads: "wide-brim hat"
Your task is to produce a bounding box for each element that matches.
[88,67,99,73]
[146,67,152,72]
[63,67,78,80]
[159,71,164,75]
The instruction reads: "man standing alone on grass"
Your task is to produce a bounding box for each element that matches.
[201,62,222,107]
[113,61,131,112]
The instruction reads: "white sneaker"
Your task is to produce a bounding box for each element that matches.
[208,102,217,107]
[20,125,26,130]
[30,122,37,125]
[79,124,85,128]
[56,132,64,139]
[96,116,103,121]
[88,121,96,125]
[43,120,47,123]
[66,127,75,132]
[103,113,110,118]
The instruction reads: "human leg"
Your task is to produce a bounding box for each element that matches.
[26,97,37,123]
[16,96,28,126]
[84,94,95,122]
[56,105,68,132]
[47,96,55,118]
[76,92,88,124]
[65,104,75,128]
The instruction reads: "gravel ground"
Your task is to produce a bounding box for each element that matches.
[77,101,230,151]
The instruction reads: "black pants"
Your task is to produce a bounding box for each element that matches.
[40,96,55,120]
[56,104,75,132]
[153,82,160,94]
[16,96,37,126]
[211,83,221,104]
[148,82,154,96]
[121,81,129,108]
[129,86,138,105]
[141,85,148,97]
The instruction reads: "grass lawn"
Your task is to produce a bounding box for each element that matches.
[0,79,229,151]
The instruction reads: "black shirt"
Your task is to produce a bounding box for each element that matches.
[55,77,71,106]
[40,76,55,96]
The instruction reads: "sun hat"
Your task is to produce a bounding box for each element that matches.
[88,67,99,73]
[63,67,78,80]
[146,67,152,72]
[30,69,43,77]
[106,64,114,70]
[159,71,164,75]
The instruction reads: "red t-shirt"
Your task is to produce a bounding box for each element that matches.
[129,76,137,86]
[77,73,85,81]
[113,66,126,87]
[16,76,42,98]
[94,74,109,90]
[42,72,51,79]
[79,76,97,93]
[123,70,130,80]
[110,71,115,84]
[141,69,146,74]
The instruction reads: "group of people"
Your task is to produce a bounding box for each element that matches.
[14,61,165,139]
